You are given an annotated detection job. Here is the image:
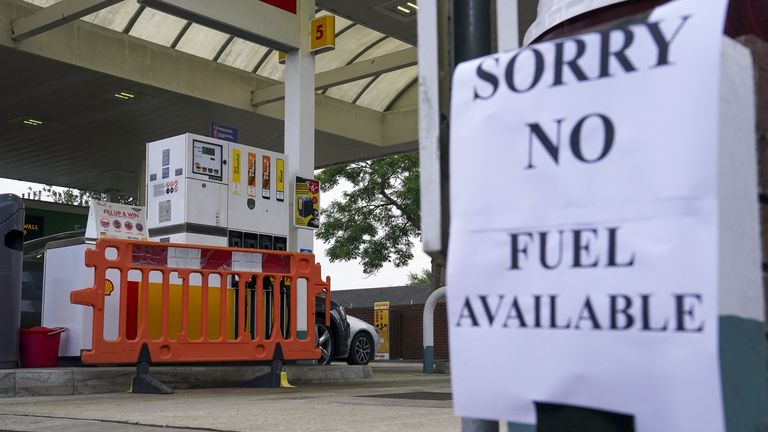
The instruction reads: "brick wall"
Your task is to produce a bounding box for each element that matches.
[347,300,449,360]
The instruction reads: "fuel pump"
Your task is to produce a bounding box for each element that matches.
[143,132,293,342]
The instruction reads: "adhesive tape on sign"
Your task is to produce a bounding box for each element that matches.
[524,0,628,46]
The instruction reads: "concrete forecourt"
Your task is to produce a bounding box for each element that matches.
[0,363,461,432]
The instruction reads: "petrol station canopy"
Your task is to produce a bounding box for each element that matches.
[0,0,537,198]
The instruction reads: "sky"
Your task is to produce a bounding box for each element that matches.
[0,177,432,291]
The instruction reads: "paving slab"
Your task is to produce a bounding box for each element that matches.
[286,364,372,383]
[15,370,74,397]
[72,367,133,395]
[0,414,199,431]
[0,371,14,398]
[152,365,272,390]
[0,364,372,397]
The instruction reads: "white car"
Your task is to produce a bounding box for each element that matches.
[340,315,379,365]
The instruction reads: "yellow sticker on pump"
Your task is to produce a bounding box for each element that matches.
[232,149,241,195]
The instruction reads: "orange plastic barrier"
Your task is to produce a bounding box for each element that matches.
[70,239,331,365]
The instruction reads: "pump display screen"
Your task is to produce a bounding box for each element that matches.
[192,140,223,180]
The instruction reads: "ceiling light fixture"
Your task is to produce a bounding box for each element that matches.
[114,91,136,100]
[8,116,55,128]
[376,0,418,21]
[22,118,43,126]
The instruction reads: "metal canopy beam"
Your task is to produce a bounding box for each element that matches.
[0,0,417,147]
[383,106,417,146]
[11,0,122,41]
[251,47,417,107]
[138,0,300,51]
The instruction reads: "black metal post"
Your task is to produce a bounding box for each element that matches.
[452,3,495,431]
[453,0,492,65]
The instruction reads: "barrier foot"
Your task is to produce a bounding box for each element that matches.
[244,345,287,389]
[280,371,295,388]
[130,345,174,395]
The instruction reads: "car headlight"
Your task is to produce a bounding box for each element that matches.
[338,305,347,322]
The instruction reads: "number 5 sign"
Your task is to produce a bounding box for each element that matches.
[310,15,335,54]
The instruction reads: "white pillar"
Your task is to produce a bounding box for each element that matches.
[285,0,315,253]
[422,286,446,373]
[417,0,443,257]
[496,0,519,51]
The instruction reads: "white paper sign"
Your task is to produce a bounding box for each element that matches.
[447,1,728,430]
[86,201,148,241]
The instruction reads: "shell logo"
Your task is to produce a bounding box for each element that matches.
[104,280,115,296]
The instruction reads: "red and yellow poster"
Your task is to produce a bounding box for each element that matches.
[262,155,271,199]
[294,176,320,229]
[276,159,285,202]
[247,152,256,197]
[374,301,390,360]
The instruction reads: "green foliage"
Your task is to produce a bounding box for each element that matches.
[316,153,420,274]
[407,268,432,286]
[27,185,137,207]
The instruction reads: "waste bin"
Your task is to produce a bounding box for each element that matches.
[0,194,24,368]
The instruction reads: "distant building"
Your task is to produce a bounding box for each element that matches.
[22,199,88,241]
[332,285,448,361]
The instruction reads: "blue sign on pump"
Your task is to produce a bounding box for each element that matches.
[210,122,238,142]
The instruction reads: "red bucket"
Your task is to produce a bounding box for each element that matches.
[19,327,66,368]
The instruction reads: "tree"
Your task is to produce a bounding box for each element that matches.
[316,153,420,275]
[407,268,432,286]
[26,185,137,207]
